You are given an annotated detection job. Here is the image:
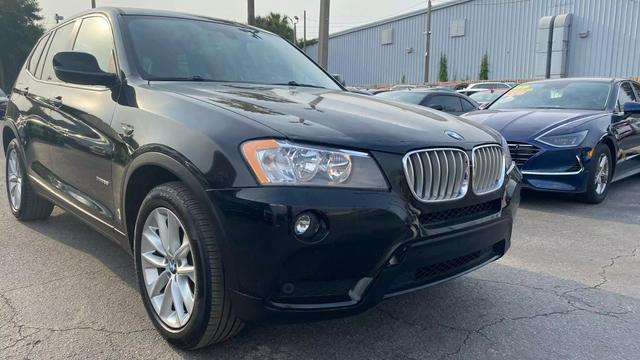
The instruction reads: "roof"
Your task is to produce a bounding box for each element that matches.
[49,7,261,34]
[327,0,473,39]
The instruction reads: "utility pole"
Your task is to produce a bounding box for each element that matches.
[303,11,307,51]
[291,16,299,45]
[247,0,255,26]
[91,0,96,8]
[423,0,432,84]
[318,0,330,68]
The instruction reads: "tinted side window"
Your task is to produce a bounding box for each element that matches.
[73,17,116,73]
[427,95,463,112]
[461,98,477,112]
[27,33,50,76]
[41,22,75,82]
[617,82,637,112]
[632,82,640,99]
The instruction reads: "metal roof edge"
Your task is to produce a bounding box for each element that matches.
[325,0,473,40]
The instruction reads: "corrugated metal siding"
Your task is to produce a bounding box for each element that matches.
[305,0,640,85]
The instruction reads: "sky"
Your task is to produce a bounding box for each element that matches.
[37,0,437,38]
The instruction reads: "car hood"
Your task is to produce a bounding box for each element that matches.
[151,83,500,154]
[462,108,606,142]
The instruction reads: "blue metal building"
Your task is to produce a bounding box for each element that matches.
[304,0,640,86]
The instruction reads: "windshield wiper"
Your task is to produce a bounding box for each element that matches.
[147,76,236,83]
[271,81,327,89]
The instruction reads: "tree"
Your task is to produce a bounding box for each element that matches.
[0,0,44,92]
[479,52,489,80]
[255,13,294,43]
[438,53,448,82]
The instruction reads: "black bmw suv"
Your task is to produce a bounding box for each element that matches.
[3,8,521,349]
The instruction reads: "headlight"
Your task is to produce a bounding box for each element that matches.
[241,139,388,189]
[537,130,588,148]
[499,137,512,170]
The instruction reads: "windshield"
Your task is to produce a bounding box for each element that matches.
[0,88,6,97]
[123,16,340,89]
[375,91,426,104]
[470,91,502,102]
[490,81,611,110]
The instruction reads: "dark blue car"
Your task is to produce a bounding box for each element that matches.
[463,78,640,203]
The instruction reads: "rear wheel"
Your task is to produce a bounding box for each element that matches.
[5,139,54,220]
[134,182,243,349]
[579,143,612,204]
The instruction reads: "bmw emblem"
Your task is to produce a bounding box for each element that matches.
[445,130,465,141]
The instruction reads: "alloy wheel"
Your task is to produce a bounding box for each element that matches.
[7,149,23,211]
[594,153,609,195]
[141,207,196,329]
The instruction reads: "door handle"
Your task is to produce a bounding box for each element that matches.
[49,96,63,108]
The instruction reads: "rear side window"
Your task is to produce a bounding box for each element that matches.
[27,33,50,76]
[73,17,116,73]
[461,98,477,112]
[617,82,637,112]
[426,95,463,112]
[40,22,76,82]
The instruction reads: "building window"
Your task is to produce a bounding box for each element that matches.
[381,28,393,45]
[450,19,466,37]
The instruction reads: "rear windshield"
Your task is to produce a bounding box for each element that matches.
[123,16,340,89]
[375,91,426,104]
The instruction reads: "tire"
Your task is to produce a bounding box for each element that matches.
[5,139,54,221]
[578,143,612,204]
[133,182,243,349]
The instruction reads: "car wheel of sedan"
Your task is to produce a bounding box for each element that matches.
[134,182,243,349]
[579,143,612,204]
[5,139,54,220]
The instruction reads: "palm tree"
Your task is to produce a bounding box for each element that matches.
[255,12,295,43]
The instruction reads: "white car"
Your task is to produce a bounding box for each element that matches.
[464,82,516,91]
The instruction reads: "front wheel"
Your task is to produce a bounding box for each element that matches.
[134,182,243,349]
[578,143,612,204]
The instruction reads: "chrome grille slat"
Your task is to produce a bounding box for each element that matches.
[508,142,540,169]
[403,148,469,202]
[414,153,424,198]
[472,145,505,195]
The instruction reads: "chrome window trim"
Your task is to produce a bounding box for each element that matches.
[471,144,505,195]
[402,148,470,203]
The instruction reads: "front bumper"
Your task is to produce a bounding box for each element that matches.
[518,146,591,193]
[206,168,521,323]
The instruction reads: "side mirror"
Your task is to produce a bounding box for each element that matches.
[623,102,640,117]
[430,104,444,111]
[332,74,346,86]
[53,52,118,87]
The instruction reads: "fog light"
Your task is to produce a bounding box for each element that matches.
[293,212,320,239]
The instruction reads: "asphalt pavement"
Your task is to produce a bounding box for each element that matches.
[1,154,639,359]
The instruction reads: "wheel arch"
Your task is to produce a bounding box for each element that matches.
[121,147,216,250]
[2,123,18,155]
[599,134,618,175]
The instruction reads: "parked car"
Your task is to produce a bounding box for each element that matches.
[376,90,479,115]
[391,84,417,91]
[464,82,516,91]
[3,8,521,349]
[463,78,640,203]
[0,89,7,119]
[432,82,469,91]
[469,89,507,108]
[346,86,373,95]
